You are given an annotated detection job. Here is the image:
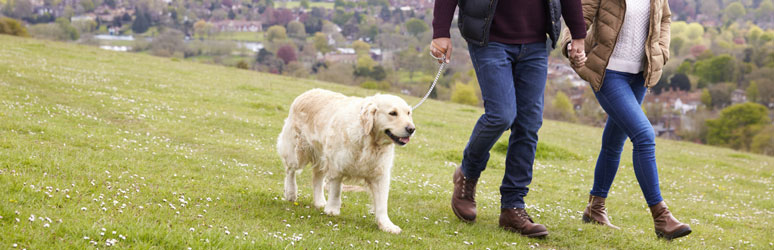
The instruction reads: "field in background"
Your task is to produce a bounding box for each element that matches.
[1,35,772,249]
[276,1,335,9]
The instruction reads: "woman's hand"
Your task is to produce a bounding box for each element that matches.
[568,38,587,68]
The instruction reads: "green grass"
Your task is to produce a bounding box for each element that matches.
[1,34,773,249]
[209,31,264,42]
[276,1,335,9]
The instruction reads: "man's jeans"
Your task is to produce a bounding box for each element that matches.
[462,42,548,209]
[591,69,663,206]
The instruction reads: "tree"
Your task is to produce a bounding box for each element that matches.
[701,88,712,107]
[551,91,577,122]
[451,82,479,106]
[313,32,331,54]
[0,17,29,37]
[706,102,769,150]
[150,29,185,57]
[352,40,370,56]
[211,9,228,21]
[55,18,79,40]
[694,54,736,85]
[193,20,213,39]
[266,25,288,42]
[303,9,324,34]
[756,0,774,23]
[132,8,151,34]
[670,73,691,91]
[676,61,692,74]
[405,18,428,38]
[751,126,774,155]
[80,0,95,12]
[747,81,760,103]
[228,9,236,20]
[300,0,310,9]
[12,0,33,19]
[287,21,306,39]
[276,45,297,64]
[685,22,704,40]
[708,83,734,108]
[722,2,746,25]
[671,36,685,57]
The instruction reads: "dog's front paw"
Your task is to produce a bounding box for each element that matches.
[378,222,402,234]
[313,201,326,209]
[284,191,297,202]
[324,207,340,216]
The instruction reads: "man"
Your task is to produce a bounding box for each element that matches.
[431,0,587,237]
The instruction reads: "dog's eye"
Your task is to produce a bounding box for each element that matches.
[389,111,397,116]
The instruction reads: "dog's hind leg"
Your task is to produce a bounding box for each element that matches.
[368,175,402,234]
[312,166,326,208]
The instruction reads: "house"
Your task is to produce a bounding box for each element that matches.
[323,53,358,64]
[71,14,97,22]
[731,89,747,104]
[211,20,263,32]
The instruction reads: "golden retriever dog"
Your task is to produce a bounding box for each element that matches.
[277,88,415,234]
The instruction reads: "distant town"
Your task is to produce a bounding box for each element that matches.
[2,0,774,154]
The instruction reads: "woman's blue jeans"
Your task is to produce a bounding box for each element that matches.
[461,42,548,209]
[591,69,664,206]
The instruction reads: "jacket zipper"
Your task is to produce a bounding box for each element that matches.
[481,0,498,46]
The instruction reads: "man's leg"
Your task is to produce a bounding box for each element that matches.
[461,42,518,179]
[452,42,517,222]
[497,42,549,238]
[501,42,548,209]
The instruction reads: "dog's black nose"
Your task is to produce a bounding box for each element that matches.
[406,126,415,134]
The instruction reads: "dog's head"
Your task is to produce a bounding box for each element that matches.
[361,94,415,146]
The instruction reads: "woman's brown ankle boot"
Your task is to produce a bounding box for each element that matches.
[649,201,692,240]
[582,195,620,229]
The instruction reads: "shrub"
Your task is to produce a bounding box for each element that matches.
[706,102,770,151]
[150,29,185,57]
[450,82,479,106]
[360,80,390,90]
[28,23,69,41]
[0,17,29,37]
[236,60,249,69]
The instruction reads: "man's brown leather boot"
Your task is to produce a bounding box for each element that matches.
[451,166,477,222]
[499,208,548,238]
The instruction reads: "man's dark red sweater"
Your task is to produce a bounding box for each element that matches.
[433,0,587,44]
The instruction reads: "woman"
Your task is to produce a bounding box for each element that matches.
[560,0,691,240]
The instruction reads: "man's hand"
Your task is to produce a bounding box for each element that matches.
[431,38,452,64]
[568,38,586,68]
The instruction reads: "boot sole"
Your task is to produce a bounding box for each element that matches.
[451,200,475,223]
[501,226,548,238]
[656,227,692,240]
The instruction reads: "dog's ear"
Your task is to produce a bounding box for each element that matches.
[361,99,378,135]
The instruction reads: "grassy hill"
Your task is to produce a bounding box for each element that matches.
[0,34,772,249]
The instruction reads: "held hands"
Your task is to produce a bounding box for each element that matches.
[430,38,452,64]
[568,38,587,68]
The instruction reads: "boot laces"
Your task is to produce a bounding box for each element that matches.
[460,177,477,200]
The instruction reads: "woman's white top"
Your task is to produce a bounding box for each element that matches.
[607,0,651,73]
